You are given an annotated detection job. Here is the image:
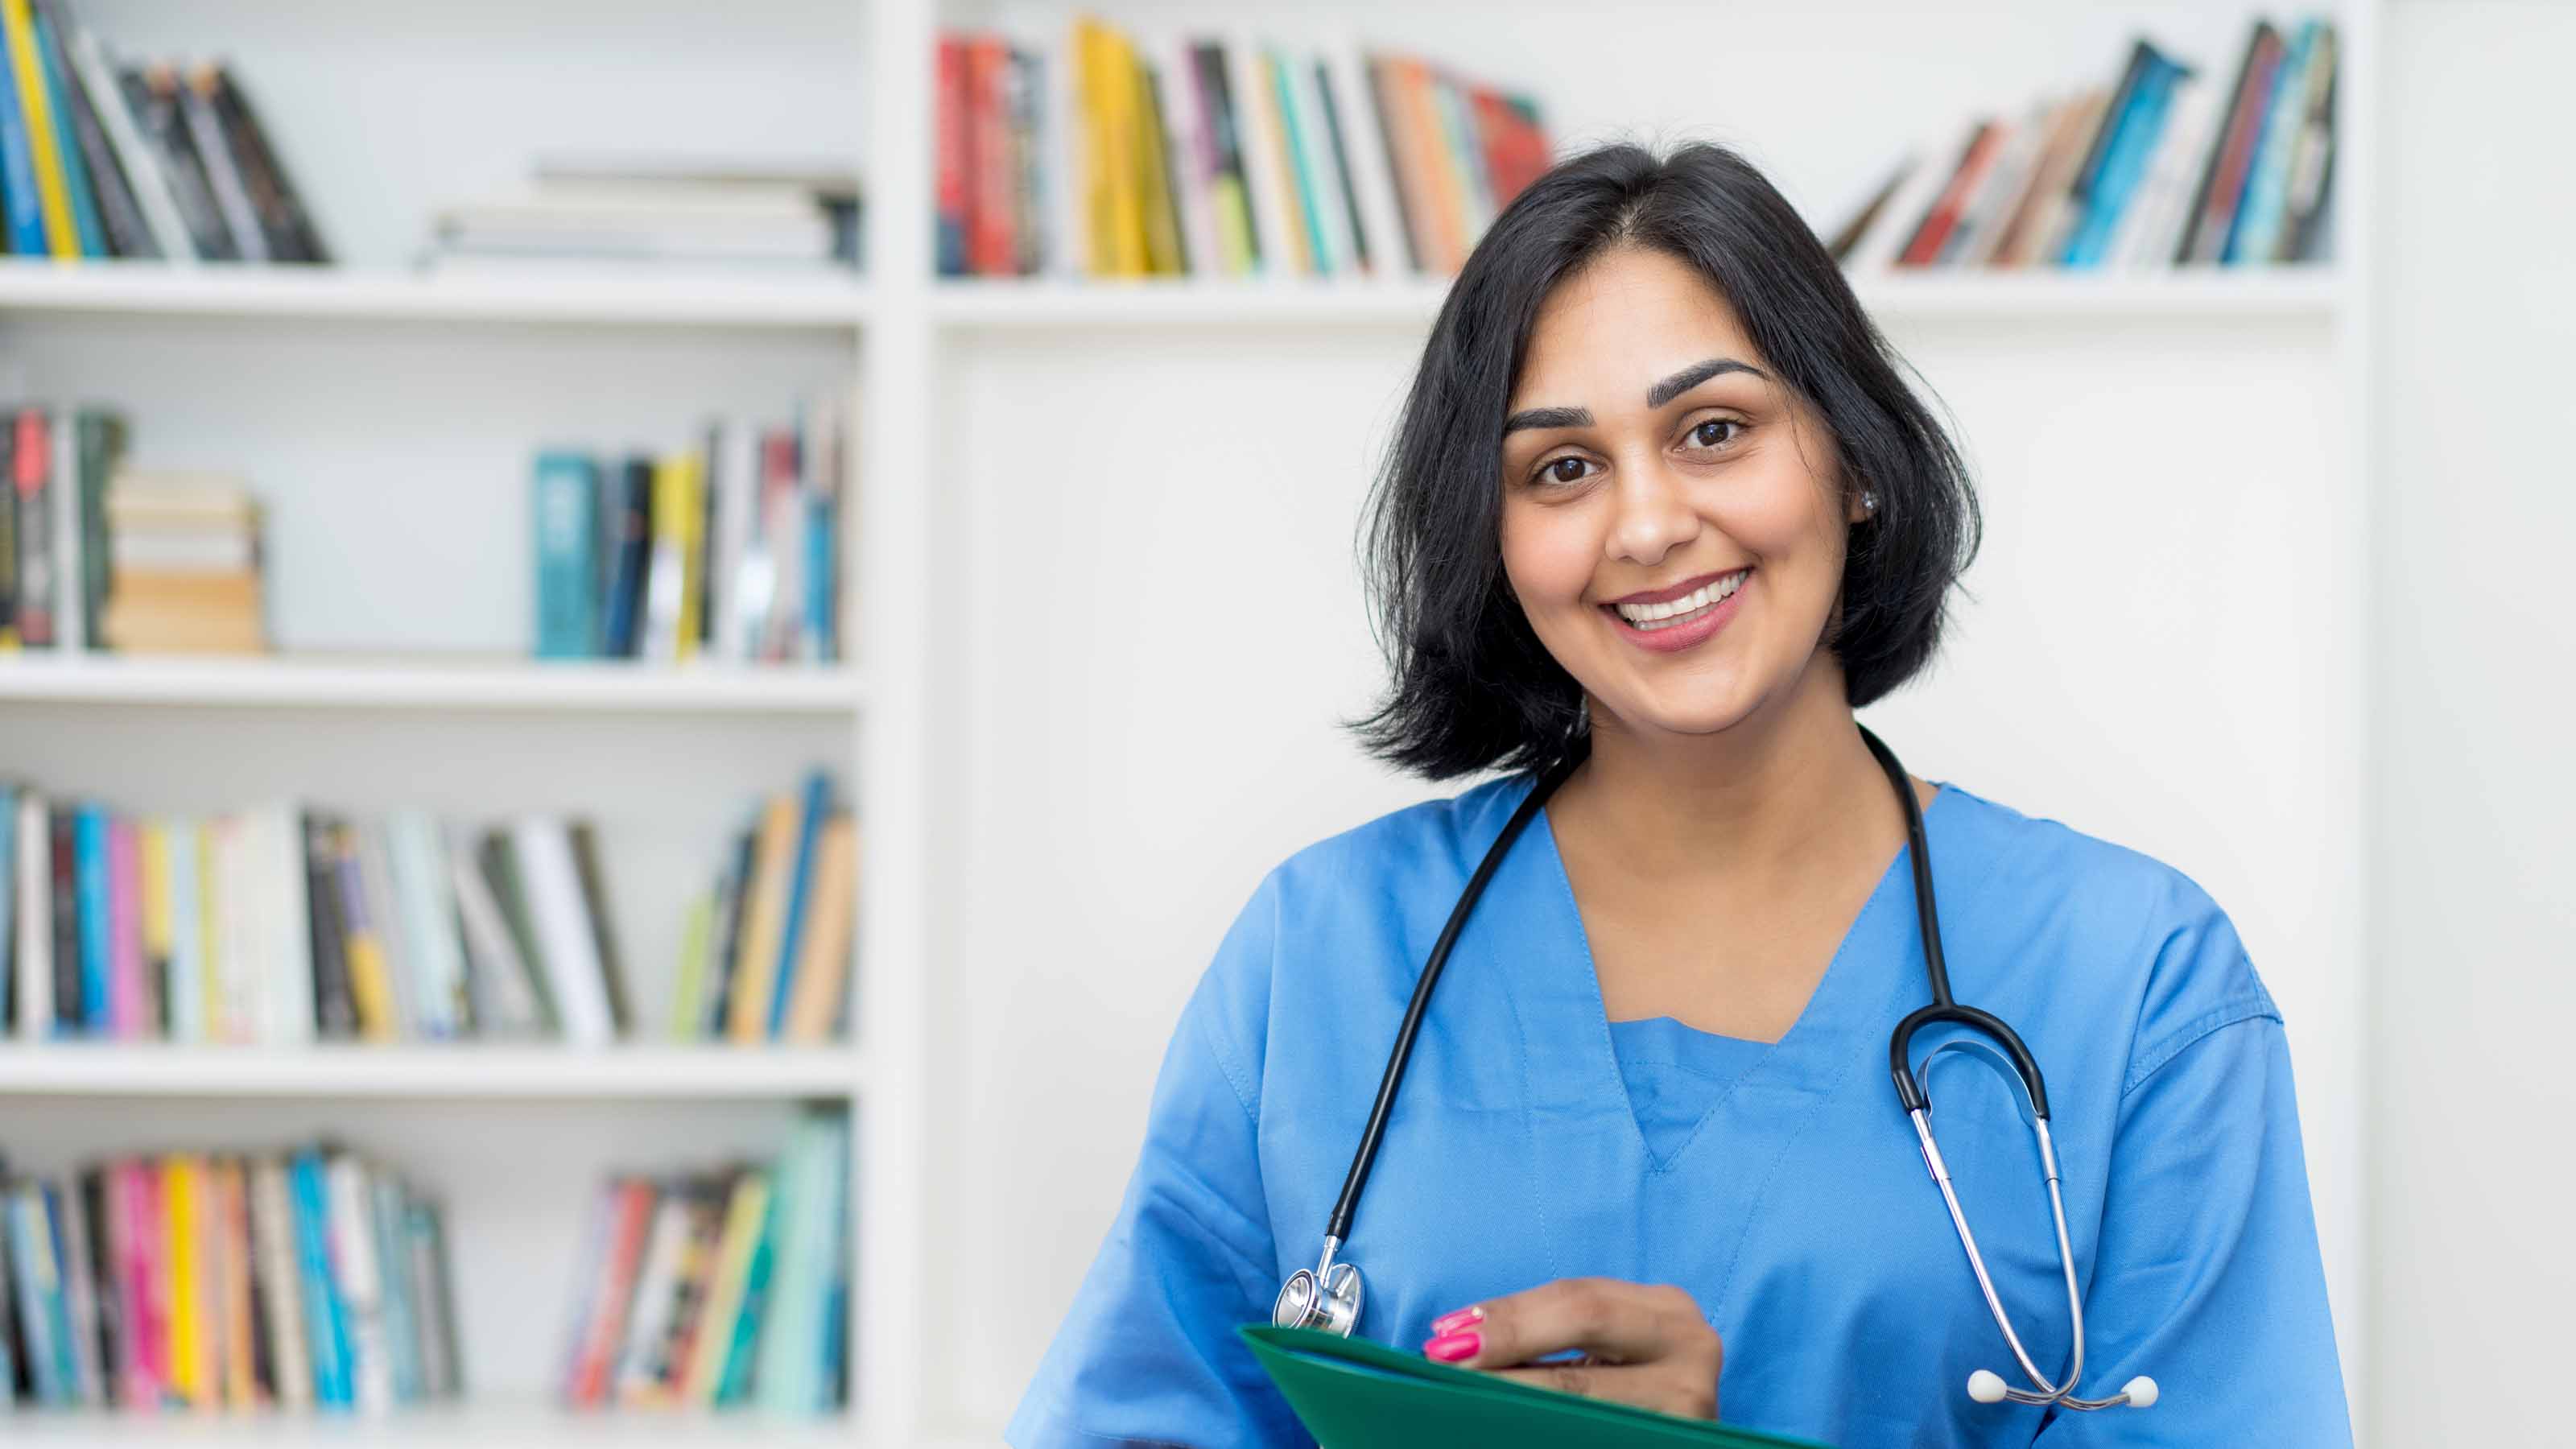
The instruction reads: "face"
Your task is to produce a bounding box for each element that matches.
[1497,246,1863,744]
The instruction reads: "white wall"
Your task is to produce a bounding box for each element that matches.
[2367,4,2576,1444]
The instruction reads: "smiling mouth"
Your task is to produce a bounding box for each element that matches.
[1601,568,1749,631]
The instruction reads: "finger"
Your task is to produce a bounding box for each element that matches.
[1492,1361,1719,1421]
[1428,1278,1704,1368]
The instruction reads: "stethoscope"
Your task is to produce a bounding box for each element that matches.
[1272,725,2159,1414]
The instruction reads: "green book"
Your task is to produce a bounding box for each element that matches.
[1240,1325,1833,1449]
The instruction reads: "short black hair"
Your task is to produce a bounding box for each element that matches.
[1347,140,1980,782]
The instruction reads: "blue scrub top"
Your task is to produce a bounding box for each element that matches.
[1009,774,2353,1447]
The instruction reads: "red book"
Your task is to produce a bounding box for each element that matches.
[1897,121,2004,266]
[967,38,1016,275]
[934,36,972,275]
[123,1158,171,1406]
[568,1179,658,1407]
[2189,24,2287,263]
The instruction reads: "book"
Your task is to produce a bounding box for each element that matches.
[724,792,800,1044]
[534,452,601,660]
[509,816,617,1046]
[64,24,187,261]
[0,0,76,257]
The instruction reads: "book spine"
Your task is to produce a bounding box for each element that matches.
[14,409,56,647]
[108,814,146,1037]
[766,771,832,1037]
[286,1153,348,1407]
[173,63,263,261]
[0,21,48,253]
[249,1157,310,1410]
[48,807,78,1030]
[533,452,601,659]
[302,813,356,1039]
[27,4,104,255]
[74,804,108,1032]
[65,27,190,261]
[0,0,76,256]
[15,793,51,1038]
[934,35,969,275]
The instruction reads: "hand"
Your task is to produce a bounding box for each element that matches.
[1421,1278,1723,1420]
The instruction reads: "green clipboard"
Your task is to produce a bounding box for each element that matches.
[1240,1325,1835,1449]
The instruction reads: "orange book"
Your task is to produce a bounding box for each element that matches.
[782,816,857,1042]
[724,794,802,1043]
[213,1159,258,1407]
[1395,59,1467,271]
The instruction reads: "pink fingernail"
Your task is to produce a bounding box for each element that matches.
[1423,1331,1480,1364]
[1431,1307,1485,1336]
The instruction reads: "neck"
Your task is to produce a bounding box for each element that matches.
[1559,652,1895,885]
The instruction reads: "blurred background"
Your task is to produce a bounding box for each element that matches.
[0,0,2564,1445]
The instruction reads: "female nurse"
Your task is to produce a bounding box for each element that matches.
[1008,142,2351,1447]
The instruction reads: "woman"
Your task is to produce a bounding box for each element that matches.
[1008,142,2350,1447]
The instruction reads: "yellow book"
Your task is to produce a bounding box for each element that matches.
[782,816,857,1043]
[334,826,398,1042]
[166,1156,204,1406]
[651,453,706,663]
[1131,52,1183,275]
[680,1171,771,1406]
[1077,19,1149,276]
[0,0,76,259]
[140,821,174,1011]
[724,794,801,1043]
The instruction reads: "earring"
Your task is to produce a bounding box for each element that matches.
[1860,490,1880,516]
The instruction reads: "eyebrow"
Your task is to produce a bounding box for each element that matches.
[1504,357,1775,436]
[1646,357,1769,408]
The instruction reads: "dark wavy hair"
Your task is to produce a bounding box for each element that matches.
[1345,140,1980,782]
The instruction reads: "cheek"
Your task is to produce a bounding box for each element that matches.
[1499,498,1600,609]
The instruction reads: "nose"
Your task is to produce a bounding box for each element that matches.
[1605,455,1699,568]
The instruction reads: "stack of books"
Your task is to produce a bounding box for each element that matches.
[0,0,328,263]
[0,1142,459,1413]
[1831,14,2339,273]
[98,472,265,654]
[935,21,1549,280]
[0,783,656,1046]
[427,158,861,273]
[559,1112,847,1415]
[666,769,855,1046]
[534,394,847,667]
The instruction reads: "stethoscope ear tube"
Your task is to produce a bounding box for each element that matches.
[1889,1004,2051,1120]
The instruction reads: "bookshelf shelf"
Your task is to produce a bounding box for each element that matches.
[0,655,864,714]
[0,1402,864,1444]
[0,258,870,330]
[929,268,2346,330]
[0,1044,861,1100]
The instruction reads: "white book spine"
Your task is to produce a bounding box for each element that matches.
[708,418,758,664]
[444,824,541,1036]
[1847,119,1967,275]
[386,814,463,1038]
[250,1158,312,1411]
[54,415,85,653]
[166,817,203,1042]
[1042,29,1087,278]
[324,1155,394,1413]
[1952,104,2050,268]
[16,794,52,1038]
[1158,33,1218,279]
[611,1192,689,1397]
[1225,31,1299,277]
[353,822,415,1041]
[508,818,615,1046]
[264,807,314,1045]
[1323,43,1408,279]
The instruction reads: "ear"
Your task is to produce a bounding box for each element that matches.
[1843,486,1872,525]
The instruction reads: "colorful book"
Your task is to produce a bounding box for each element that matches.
[0,0,76,256]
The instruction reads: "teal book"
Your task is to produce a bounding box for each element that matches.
[369,1177,421,1403]
[533,451,601,659]
[712,1188,779,1404]
[753,1113,849,1414]
[2226,19,2321,263]
[0,23,45,253]
[289,1152,353,1408]
[2062,46,2188,267]
[1267,50,1332,274]
[74,805,109,1034]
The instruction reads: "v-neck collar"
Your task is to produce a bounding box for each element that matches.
[1517,780,1959,1175]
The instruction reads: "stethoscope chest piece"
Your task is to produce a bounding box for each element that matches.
[1272,1254,1363,1335]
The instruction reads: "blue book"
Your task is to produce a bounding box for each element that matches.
[766,770,832,1036]
[2225,19,2320,263]
[598,458,652,658]
[9,1189,62,1404]
[74,807,109,1033]
[289,1153,353,1408]
[39,1183,84,1402]
[532,451,601,659]
[30,10,104,257]
[369,1177,421,1404]
[0,36,44,262]
[2062,51,2187,268]
[1268,50,1332,274]
[803,477,835,663]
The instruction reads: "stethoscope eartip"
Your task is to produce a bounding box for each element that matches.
[2120,1376,2159,1409]
[1966,1369,2008,1405]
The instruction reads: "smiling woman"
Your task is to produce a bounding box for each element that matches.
[1008,142,2351,1449]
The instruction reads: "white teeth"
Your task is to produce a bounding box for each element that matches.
[1612,571,1745,628]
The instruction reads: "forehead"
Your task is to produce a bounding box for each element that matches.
[1511,247,1761,406]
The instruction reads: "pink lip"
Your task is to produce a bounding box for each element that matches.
[1604,569,1742,606]
[1601,572,1747,654]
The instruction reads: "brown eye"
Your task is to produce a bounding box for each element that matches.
[1689,419,1741,449]
[1542,456,1594,485]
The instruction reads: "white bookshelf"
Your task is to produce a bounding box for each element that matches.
[0,0,2380,1445]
